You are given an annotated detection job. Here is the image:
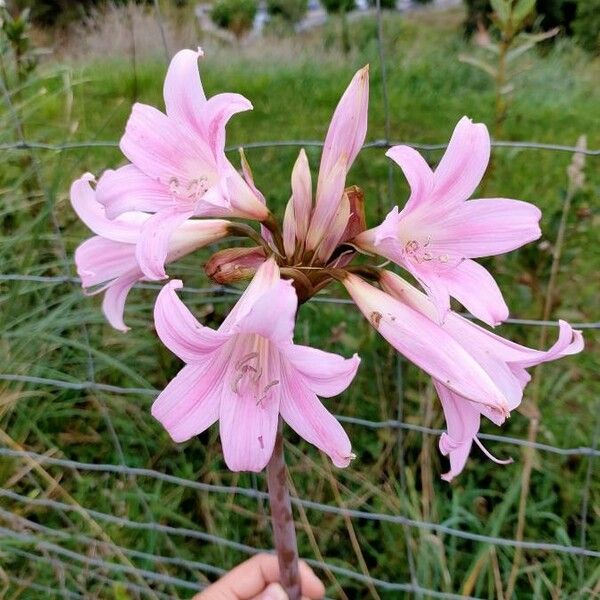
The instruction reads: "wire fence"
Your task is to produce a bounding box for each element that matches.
[0,0,598,598]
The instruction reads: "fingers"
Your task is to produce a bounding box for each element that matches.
[193,554,325,600]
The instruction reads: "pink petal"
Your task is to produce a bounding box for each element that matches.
[96,165,174,219]
[343,274,508,412]
[70,173,147,243]
[434,198,542,257]
[285,345,360,397]
[120,103,215,187]
[385,145,434,211]
[221,257,280,332]
[316,193,351,262]
[306,156,347,251]
[433,381,480,481]
[432,116,490,206]
[282,199,296,259]
[202,92,253,161]
[152,362,222,443]
[235,279,298,345]
[102,271,142,332]
[318,65,369,188]
[163,48,207,131]
[75,236,139,289]
[135,208,195,280]
[154,280,231,362]
[443,259,509,327]
[221,169,270,221]
[219,344,281,472]
[291,149,312,242]
[280,361,353,468]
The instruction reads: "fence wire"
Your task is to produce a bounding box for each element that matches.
[1,0,598,598]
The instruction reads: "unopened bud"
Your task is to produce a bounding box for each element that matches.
[205,246,266,284]
[340,185,366,243]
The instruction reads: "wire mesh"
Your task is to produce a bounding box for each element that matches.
[0,0,598,598]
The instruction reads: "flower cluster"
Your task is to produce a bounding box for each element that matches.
[71,48,583,480]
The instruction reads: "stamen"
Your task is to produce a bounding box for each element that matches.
[236,352,259,370]
[474,437,513,465]
[256,380,280,405]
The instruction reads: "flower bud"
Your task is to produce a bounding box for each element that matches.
[205,246,266,284]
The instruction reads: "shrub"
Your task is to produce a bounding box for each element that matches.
[572,0,600,53]
[266,0,308,26]
[462,0,577,36]
[321,0,355,15]
[211,0,257,39]
[366,0,397,9]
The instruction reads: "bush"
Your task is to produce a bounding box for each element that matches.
[266,0,308,25]
[572,0,600,53]
[462,0,577,36]
[321,0,355,15]
[211,0,257,39]
[366,0,397,9]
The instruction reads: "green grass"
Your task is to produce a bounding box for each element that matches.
[1,7,599,599]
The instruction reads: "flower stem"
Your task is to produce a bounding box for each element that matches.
[266,421,301,600]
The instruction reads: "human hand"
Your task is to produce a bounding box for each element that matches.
[193,553,325,600]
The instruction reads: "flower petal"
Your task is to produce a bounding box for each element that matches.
[96,165,174,219]
[70,173,147,243]
[285,345,360,397]
[75,236,139,289]
[434,198,542,257]
[235,279,298,345]
[385,145,434,211]
[135,208,195,280]
[433,381,480,482]
[343,274,508,412]
[443,259,509,327]
[219,345,281,472]
[163,48,206,131]
[221,257,280,331]
[318,65,369,187]
[202,92,253,160]
[283,198,296,259]
[152,362,222,443]
[120,103,214,186]
[291,149,312,241]
[102,271,142,332]
[432,116,490,206]
[154,279,231,362]
[280,362,353,468]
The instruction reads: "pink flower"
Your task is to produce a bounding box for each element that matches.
[95,48,268,281]
[152,258,360,472]
[354,117,542,326]
[297,66,369,259]
[379,270,584,481]
[71,174,229,332]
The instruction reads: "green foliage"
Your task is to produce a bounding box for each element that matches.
[211,0,258,38]
[572,0,600,54]
[321,0,355,15]
[0,4,39,81]
[462,0,577,35]
[266,0,308,25]
[367,0,397,9]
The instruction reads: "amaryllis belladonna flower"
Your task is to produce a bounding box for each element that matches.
[343,269,583,480]
[354,117,542,327]
[95,48,269,281]
[152,258,360,471]
[71,173,229,331]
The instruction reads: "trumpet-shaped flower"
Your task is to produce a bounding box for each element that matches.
[152,258,360,472]
[354,117,542,326]
[379,270,584,480]
[95,48,268,281]
[71,174,229,331]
